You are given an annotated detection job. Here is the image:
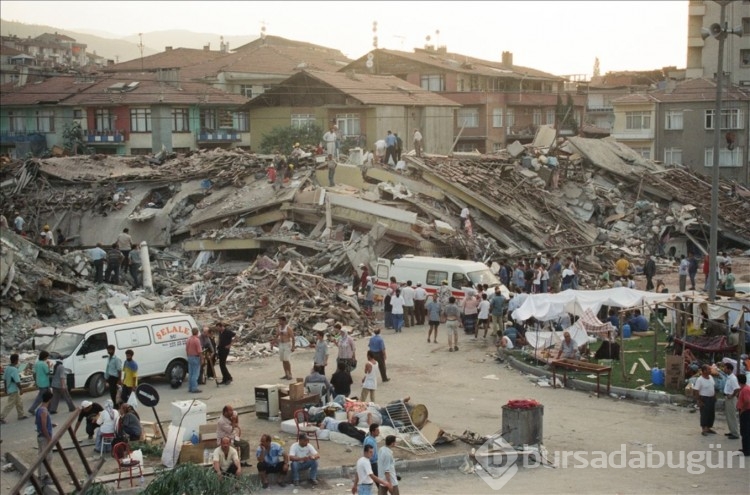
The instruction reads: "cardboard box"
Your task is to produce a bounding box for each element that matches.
[289,382,305,400]
[665,355,684,390]
[178,440,215,464]
[199,424,216,443]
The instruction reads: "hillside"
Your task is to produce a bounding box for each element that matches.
[1,20,255,64]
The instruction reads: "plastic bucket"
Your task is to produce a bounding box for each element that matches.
[622,324,631,339]
[651,368,665,386]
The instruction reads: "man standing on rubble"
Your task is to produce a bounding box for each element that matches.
[384,131,397,166]
[276,316,295,380]
[643,254,656,291]
[678,254,689,292]
[325,154,337,187]
[413,128,423,158]
[273,151,287,191]
[117,228,132,272]
[104,243,124,284]
[13,211,24,234]
[394,133,403,163]
[87,243,107,284]
[687,252,699,291]
[216,322,236,385]
[128,243,142,288]
[323,126,337,157]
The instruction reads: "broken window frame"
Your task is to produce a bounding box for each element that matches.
[130,108,151,133]
[625,111,651,130]
[665,110,683,130]
[171,107,190,133]
[704,147,743,167]
[457,108,479,128]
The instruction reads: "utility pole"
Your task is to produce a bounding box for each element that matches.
[138,33,144,72]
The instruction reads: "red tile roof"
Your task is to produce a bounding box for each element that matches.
[0,76,98,105]
[0,44,24,56]
[246,70,459,108]
[60,73,248,106]
[649,77,750,103]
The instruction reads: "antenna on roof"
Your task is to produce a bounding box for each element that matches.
[372,21,378,49]
[260,20,268,40]
[138,33,144,72]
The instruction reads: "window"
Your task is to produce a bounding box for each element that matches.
[95,108,113,131]
[239,84,253,98]
[665,111,683,130]
[664,148,682,165]
[200,109,217,131]
[78,332,108,356]
[420,74,445,92]
[532,109,542,126]
[625,111,651,130]
[629,146,651,159]
[130,108,151,132]
[336,113,360,136]
[451,272,468,290]
[8,111,25,132]
[115,326,151,349]
[492,108,503,128]
[705,147,743,167]
[35,110,54,132]
[73,109,83,119]
[291,113,316,129]
[743,18,750,36]
[705,108,743,129]
[233,111,249,132]
[742,49,750,67]
[546,110,555,126]
[506,108,515,128]
[426,270,448,286]
[171,108,189,132]
[458,108,479,128]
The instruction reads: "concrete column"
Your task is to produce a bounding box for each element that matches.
[140,241,153,294]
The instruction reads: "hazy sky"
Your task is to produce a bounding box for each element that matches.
[1,1,688,76]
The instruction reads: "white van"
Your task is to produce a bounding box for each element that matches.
[45,312,197,397]
[373,256,508,300]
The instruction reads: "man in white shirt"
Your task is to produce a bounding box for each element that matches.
[412,128,423,157]
[723,362,740,439]
[694,364,716,436]
[213,436,241,480]
[377,435,399,495]
[413,283,427,326]
[459,207,470,229]
[678,255,689,292]
[289,433,319,486]
[401,282,416,328]
[352,444,390,495]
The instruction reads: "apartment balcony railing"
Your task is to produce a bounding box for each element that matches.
[0,131,46,145]
[86,130,127,143]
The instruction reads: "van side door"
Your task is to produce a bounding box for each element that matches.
[75,331,109,388]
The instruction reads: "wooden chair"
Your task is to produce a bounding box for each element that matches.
[112,442,143,488]
[293,409,320,449]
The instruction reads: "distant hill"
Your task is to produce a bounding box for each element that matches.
[0,19,257,64]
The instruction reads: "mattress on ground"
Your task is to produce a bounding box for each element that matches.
[279,419,397,443]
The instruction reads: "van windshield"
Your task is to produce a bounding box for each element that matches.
[45,333,84,359]
[467,269,500,287]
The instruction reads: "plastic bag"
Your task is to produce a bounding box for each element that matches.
[130,449,143,464]
[127,391,139,409]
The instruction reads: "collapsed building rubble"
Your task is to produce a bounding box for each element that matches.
[1,135,749,358]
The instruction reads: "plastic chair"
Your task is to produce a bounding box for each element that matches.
[112,442,143,488]
[100,433,115,458]
[293,409,320,449]
[304,382,327,405]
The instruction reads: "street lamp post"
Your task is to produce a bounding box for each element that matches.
[701,1,742,301]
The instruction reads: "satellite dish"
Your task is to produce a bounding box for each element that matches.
[367,53,374,61]
[365,60,374,69]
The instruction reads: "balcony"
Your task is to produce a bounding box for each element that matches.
[0,131,46,145]
[86,130,127,144]
[611,129,654,141]
[196,129,242,143]
[586,105,613,113]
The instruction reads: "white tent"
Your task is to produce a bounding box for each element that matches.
[511,287,675,322]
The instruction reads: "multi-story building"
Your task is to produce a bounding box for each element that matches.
[343,47,585,153]
[686,0,750,86]
[612,77,750,184]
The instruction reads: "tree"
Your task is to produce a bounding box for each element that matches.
[593,57,601,77]
[62,121,90,155]
[259,124,323,154]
